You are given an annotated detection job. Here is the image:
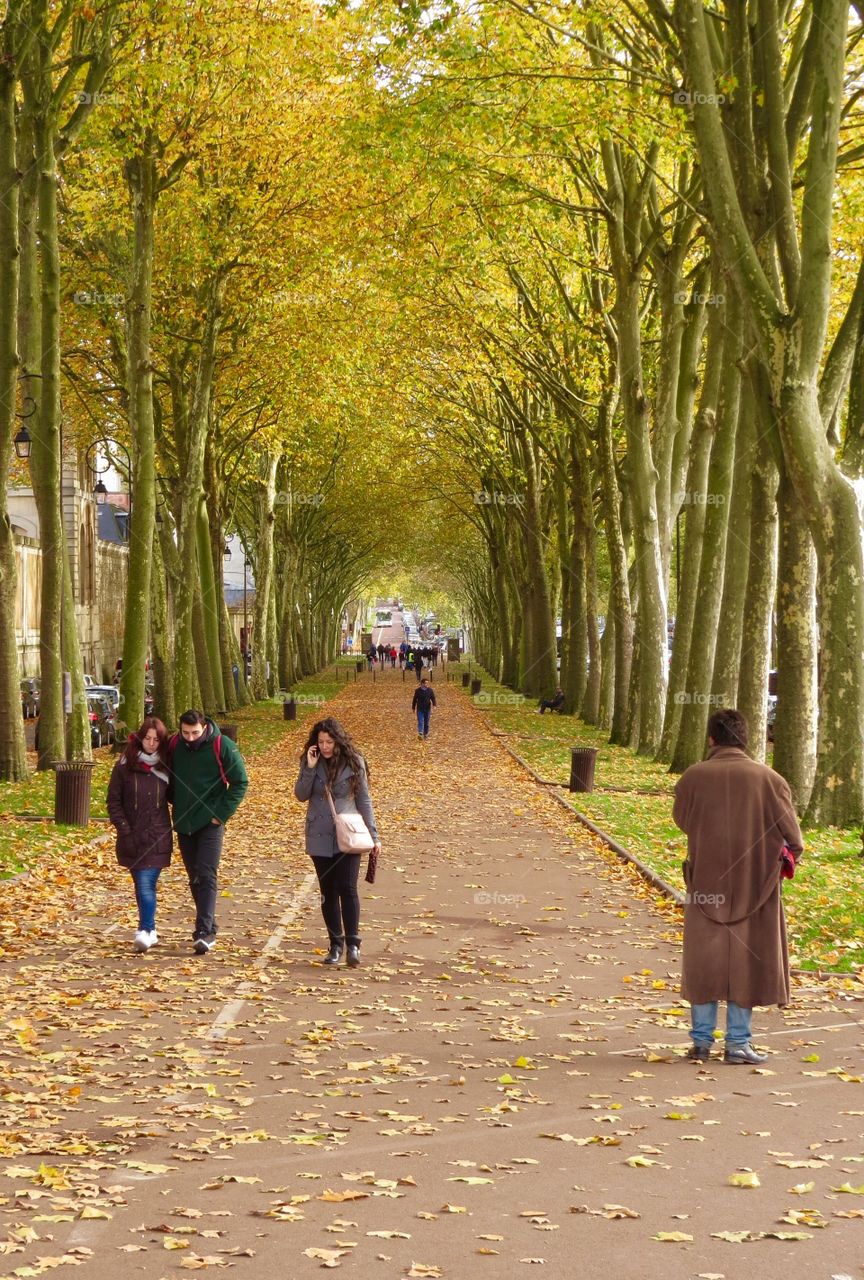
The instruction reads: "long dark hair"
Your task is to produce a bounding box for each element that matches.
[300,717,369,793]
[123,716,169,769]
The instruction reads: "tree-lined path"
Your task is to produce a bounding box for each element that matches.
[1,677,863,1278]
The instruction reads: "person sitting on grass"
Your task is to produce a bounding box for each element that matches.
[538,685,565,714]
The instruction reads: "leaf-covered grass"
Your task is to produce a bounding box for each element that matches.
[0,667,346,881]
[462,665,864,975]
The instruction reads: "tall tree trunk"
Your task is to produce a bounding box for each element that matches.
[149,526,175,729]
[518,430,556,698]
[0,18,27,780]
[192,584,217,714]
[172,271,225,712]
[773,470,817,811]
[196,496,226,711]
[659,308,722,761]
[736,429,778,761]
[250,451,279,698]
[598,604,615,731]
[709,389,754,707]
[672,296,741,771]
[18,101,62,768]
[119,141,158,731]
[596,391,632,743]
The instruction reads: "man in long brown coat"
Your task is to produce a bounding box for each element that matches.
[673,708,803,1064]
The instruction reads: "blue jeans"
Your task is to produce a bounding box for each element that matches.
[417,706,431,737]
[132,867,162,932]
[691,1001,752,1048]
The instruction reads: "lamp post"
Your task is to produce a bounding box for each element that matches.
[85,438,132,538]
[243,559,249,673]
[13,371,37,458]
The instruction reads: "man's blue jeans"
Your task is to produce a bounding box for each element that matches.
[131,867,162,932]
[417,706,431,737]
[691,1001,752,1048]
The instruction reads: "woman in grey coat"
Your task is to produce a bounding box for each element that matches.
[294,717,380,967]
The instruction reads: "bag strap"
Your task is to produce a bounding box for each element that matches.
[213,734,228,786]
[323,781,338,822]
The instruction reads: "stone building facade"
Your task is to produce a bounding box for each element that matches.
[8,448,129,682]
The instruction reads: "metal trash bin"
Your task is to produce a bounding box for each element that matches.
[569,746,598,793]
[461,672,470,688]
[283,697,296,721]
[471,678,482,696]
[356,660,364,673]
[220,722,239,744]
[54,760,94,827]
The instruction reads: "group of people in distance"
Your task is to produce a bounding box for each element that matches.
[366,641,440,676]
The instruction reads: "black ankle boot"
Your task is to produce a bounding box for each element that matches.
[346,944,360,968]
[323,940,344,965]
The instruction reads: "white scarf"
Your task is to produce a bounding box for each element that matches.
[138,749,170,785]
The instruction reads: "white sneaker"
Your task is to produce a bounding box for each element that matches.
[133,930,153,953]
[147,930,158,948]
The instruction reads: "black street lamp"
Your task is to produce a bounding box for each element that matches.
[85,438,132,526]
[13,426,31,459]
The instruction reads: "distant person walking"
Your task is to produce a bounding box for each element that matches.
[294,718,381,968]
[169,710,249,954]
[414,649,424,682]
[412,676,437,740]
[107,717,173,953]
[673,708,803,1064]
[367,644,377,670]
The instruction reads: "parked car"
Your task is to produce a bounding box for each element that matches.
[20,678,40,719]
[86,692,116,748]
[89,684,121,712]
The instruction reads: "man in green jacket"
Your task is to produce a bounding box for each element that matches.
[170,710,249,954]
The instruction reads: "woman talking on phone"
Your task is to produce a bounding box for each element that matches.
[294,717,381,967]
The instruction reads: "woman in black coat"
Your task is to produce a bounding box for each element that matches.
[106,717,173,953]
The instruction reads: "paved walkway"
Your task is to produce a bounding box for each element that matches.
[1,670,863,1279]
